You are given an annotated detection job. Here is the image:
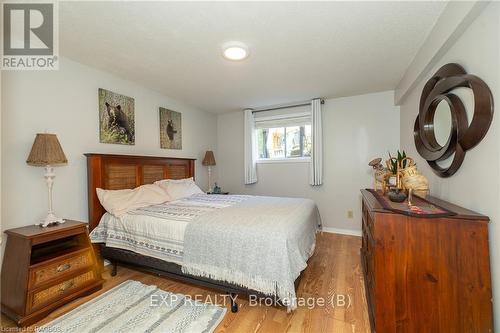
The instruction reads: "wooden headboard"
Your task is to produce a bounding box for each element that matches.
[85,153,195,231]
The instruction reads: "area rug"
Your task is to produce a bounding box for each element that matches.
[36,280,226,333]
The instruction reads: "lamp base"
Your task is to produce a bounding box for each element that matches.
[37,213,65,228]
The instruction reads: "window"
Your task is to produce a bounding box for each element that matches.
[253,107,311,162]
[256,124,311,161]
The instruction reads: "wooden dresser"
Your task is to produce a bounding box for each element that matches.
[1,221,103,326]
[361,190,493,333]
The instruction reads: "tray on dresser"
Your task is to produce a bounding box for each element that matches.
[366,189,457,218]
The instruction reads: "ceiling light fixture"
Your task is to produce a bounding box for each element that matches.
[222,42,249,61]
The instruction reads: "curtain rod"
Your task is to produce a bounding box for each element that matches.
[248,98,325,113]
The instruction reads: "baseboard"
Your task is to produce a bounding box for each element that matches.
[321,227,362,237]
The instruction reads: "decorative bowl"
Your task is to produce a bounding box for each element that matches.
[388,189,407,203]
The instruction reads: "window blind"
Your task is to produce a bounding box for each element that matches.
[253,105,311,129]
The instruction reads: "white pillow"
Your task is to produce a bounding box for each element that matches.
[96,184,170,217]
[154,177,204,200]
[156,177,194,184]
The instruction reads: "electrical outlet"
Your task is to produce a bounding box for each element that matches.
[347,210,353,219]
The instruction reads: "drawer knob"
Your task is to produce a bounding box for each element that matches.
[57,263,71,272]
[59,281,74,293]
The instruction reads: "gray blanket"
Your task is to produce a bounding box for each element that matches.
[181,195,321,310]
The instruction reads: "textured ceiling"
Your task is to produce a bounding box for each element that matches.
[60,1,446,113]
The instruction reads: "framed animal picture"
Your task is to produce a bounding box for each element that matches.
[159,107,182,149]
[98,88,135,145]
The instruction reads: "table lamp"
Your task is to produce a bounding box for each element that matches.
[26,133,68,227]
[202,150,216,192]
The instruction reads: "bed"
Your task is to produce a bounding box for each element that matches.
[86,153,320,312]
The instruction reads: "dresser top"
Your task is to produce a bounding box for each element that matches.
[361,189,489,221]
[4,220,87,239]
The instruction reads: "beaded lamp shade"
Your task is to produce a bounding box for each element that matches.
[202,150,216,166]
[26,133,67,166]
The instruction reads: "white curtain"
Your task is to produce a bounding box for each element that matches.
[310,98,323,186]
[244,109,258,184]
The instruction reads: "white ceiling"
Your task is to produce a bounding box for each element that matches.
[60,1,446,113]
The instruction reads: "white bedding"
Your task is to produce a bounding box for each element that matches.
[90,211,188,264]
[181,195,320,310]
[89,194,249,264]
[90,193,320,310]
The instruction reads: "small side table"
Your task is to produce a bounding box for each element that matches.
[1,220,103,326]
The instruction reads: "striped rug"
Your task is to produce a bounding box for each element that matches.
[36,280,226,333]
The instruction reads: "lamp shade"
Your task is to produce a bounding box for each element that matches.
[26,133,68,166]
[202,150,216,166]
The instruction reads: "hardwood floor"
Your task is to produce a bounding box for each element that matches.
[1,233,370,332]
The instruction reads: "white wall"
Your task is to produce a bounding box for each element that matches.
[399,3,500,326]
[1,57,217,241]
[217,91,400,234]
[0,69,2,246]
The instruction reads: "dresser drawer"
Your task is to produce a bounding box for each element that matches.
[27,270,97,312]
[29,249,93,289]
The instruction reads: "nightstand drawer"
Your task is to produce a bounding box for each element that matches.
[29,249,93,289]
[28,270,97,312]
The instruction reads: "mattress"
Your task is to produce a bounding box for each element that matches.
[89,194,249,264]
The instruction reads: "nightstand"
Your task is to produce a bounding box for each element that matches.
[1,220,103,326]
